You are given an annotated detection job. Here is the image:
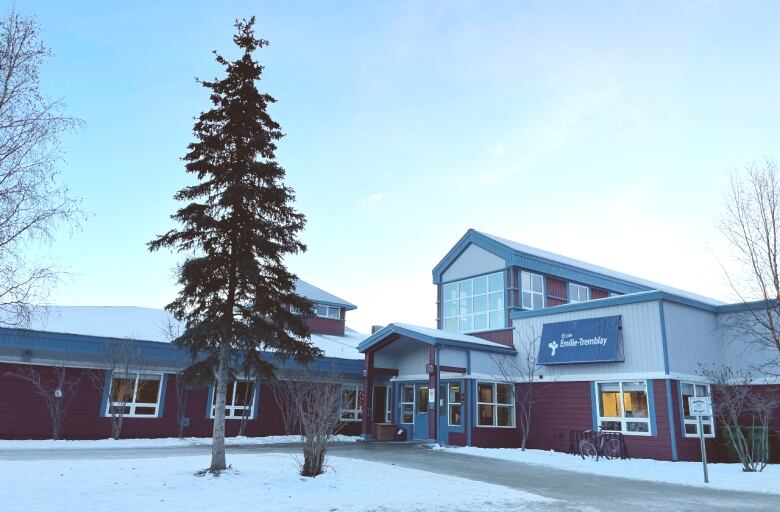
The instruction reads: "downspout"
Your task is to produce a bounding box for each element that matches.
[658,301,678,462]
[466,349,472,447]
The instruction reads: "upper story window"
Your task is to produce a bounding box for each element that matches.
[521,271,544,310]
[316,304,341,319]
[442,272,505,333]
[568,283,590,303]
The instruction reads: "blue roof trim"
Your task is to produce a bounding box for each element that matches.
[357,324,516,355]
[432,230,514,284]
[0,328,363,376]
[510,290,727,320]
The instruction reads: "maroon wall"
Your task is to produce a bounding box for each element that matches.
[304,316,345,336]
[591,288,609,299]
[471,329,514,348]
[0,362,361,440]
[546,276,568,307]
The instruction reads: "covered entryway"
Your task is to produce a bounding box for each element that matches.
[357,323,516,445]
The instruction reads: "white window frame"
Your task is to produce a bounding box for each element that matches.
[681,382,715,438]
[210,380,256,420]
[568,283,590,303]
[400,384,415,424]
[442,271,505,333]
[447,382,463,427]
[315,304,341,319]
[105,372,163,418]
[595,380,652,436]
[521,271,545,310]
[340,384,363,422]
[476,381,515,428]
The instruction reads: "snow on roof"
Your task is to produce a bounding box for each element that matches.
[476,230,724,306]
[25,306,365,360]
[383,323,512,350]
[295,279,356,310]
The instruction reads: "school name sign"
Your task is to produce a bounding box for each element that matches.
[538,315,622,365]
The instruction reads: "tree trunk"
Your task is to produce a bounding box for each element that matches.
[210,340,231,472]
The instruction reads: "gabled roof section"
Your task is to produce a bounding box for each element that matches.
[433,229,724,306]
[295,279,357,311]
[358,322,516,355]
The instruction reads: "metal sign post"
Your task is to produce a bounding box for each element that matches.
[688,396,712,484]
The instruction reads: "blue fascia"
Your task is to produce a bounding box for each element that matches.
[313,300,357,311]
[357,324,516,355]
[666,379,679,461]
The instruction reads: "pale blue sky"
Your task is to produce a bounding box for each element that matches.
[22,0,780,332]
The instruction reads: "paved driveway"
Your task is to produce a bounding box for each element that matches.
[1,442,775,511]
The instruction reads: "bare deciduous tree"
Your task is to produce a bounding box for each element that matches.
[490,330,543,450]
[5,363,81,439]
[88,339,148,440]
[721,160,780,377]
[270,370,345,477]
[700,365,777,472]
[162,318,191,439]
[0,9,82,328]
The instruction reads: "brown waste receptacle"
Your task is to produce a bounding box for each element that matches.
[373,423,397,441]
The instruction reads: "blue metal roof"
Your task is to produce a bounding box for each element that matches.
[295,279,357,311]
[358,323,516,355]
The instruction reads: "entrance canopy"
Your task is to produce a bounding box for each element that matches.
[358,323,516,355]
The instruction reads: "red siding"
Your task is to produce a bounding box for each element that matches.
[0,362,361,440]
[470,329,514,348]
[545,276,567,307]
[591,288,609,299]
[305,316,345,335]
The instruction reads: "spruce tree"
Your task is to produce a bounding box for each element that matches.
[149,17,320,473]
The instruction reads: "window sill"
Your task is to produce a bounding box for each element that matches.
[475,424,516,429]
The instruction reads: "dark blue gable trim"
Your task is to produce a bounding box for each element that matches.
[357,324,516,355]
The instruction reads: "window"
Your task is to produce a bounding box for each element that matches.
[442,272,505,333]
[521,272,544,310]
[211,380,256,419]
[681,382,714,437]
[107,373,162,417]
[568,283,590,303]
[316,304,341,319]
[416,386,429,413]
[448,383,462,426]
[340,384,363,421]
[400,385,415,424]
[477,382,514,427]
[597,381,650,435]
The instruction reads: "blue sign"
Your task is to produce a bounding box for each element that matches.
[538,315,622,365]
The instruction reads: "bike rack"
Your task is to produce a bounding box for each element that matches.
[568,429,630,459]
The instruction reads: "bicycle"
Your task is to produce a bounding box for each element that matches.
[578,428,623,461]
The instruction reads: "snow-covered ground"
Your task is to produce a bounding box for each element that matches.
[435,445,780,494]
[0,453,551,512]
[0,434,357,451]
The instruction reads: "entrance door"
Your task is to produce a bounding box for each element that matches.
[373,385,390,423]
[413,384,429,440]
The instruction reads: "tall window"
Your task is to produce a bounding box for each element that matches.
[521,272,544,310]
[106,373,162,417]
[316,304,341,319]
[340,384,363,421]
[477,382,514,427]
[211,380,255,419]
[400,385,415,424]
[681,382,713,437]
[597,381,650,435]
[448,383,462,426]
[568,283,590,303]
[442,272,504,333]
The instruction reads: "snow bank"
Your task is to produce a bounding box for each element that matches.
[0,453,551,512]
[0,434,358,451]
[435,445,780,495]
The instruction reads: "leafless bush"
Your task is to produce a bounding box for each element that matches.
[490,329,542,450]
[700,365,777,472]
[270,370,345,477]
[5,363,81,439]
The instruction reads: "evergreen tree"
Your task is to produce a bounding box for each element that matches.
[149,17,320,473]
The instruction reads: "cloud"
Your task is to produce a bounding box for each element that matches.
[358,192,384,212]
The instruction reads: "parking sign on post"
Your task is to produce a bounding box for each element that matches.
[688,396,712,484]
